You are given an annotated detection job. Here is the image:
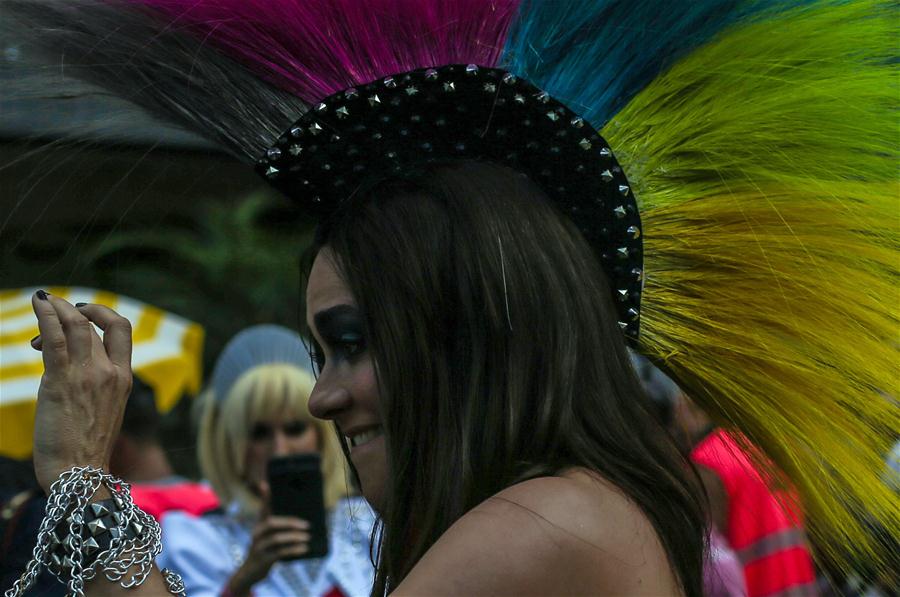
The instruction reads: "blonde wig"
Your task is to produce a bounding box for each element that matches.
[198,363,349,517]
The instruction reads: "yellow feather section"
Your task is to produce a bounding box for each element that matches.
[604,0,899,573]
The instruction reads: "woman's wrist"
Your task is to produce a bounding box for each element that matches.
[37,460,110,494]
[224,568,254,597]
[8,465,184,596]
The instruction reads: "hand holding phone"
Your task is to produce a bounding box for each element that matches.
[267,453,329,560]
[227,501,311,593]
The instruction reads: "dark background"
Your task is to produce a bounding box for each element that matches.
[1,36,316,476]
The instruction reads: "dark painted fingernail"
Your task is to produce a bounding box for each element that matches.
[35,290,48,300]
[75,302,87,308]
[31,335,40,343]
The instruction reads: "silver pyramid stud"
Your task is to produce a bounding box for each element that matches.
[627,226,641,239]
[502,73,516,84]
[308,122,323,135]
[600,169,613,182]
[265,166,279,178]
[383,76,397,88]
[344,88,359,100]
[290,126,303,138]
[617,289,629,301]
[465,64,479,75]
[600,147,612,157]
[289,144,303,156]
[579,138,592,150]
[618,321,628,331]
[546,111,559,122]
[87,518,107,536]
[315,102,327,112]
[405,86,419,96]
[484,82,497,93]
[111,494,125,509]
[613,205,627,218]
[83,537,100,556]
[266,147,282,161]
[632,268,644,281]
[131,521,144,536]
[513,94,525,104]
[335,106,350,119]
[618,184,630,196]
[443,81,456,92]
[112,511,125,526]
[368,94,381,106]
[90,502,109,517]
[616,247,630,259]
[534,91,550,103]
[628,308,640,321]
[571,117,584,128]
[425,68,439,80]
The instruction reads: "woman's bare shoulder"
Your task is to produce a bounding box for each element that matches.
[393,468,680,596]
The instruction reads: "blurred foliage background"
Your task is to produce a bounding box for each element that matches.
[0,33,322,477]
[89,191,316,364]
[2,162,316,375]
[1,140,317,476]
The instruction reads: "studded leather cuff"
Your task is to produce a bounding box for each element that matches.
[47,495,142,575]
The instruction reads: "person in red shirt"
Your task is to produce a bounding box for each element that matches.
[671,389,819,597]
[635,355,817,597]
[109,374,219,520]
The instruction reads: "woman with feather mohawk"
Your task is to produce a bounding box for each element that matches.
[7,0,897,595]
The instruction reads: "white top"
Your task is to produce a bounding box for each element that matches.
[157,497,376,597]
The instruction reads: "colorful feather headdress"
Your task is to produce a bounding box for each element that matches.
[5,0,898,577]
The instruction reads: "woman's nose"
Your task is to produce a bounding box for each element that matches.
[308,377,352,421]
[272,430,292,457]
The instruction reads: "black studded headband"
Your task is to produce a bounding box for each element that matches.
[256,64,643,339]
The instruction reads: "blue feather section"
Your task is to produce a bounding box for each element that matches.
[501,0,806,127]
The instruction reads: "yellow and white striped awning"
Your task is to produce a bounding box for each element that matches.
[0,287,204,459]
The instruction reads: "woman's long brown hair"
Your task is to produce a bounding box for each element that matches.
[309,160,707,596]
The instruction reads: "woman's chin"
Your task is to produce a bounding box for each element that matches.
[351,435,387,510]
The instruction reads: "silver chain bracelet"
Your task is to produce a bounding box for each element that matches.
[4,466,186,597]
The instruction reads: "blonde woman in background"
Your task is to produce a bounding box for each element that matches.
[157,325,375,597]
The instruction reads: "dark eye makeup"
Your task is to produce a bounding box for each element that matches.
[283,421,309,436]
[309,304,368,374]
[250,422,272,441]
[250,420,308,441]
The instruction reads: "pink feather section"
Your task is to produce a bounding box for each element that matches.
[127,0,520,102]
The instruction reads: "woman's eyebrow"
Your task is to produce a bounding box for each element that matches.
[313,304,361,336]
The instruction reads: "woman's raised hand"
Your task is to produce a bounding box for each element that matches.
[30,291,134,492]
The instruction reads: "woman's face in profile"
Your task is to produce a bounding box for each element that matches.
[306,248,386,510]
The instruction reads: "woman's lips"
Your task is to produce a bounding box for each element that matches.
[347,426,383,449]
